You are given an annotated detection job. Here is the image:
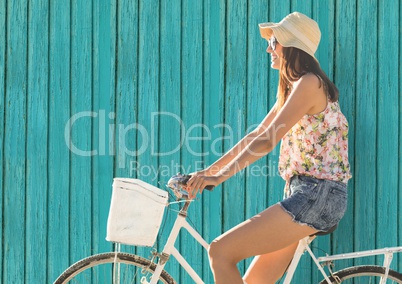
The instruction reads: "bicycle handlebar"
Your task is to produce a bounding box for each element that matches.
[178,175,215,191]
[167,173,214,200]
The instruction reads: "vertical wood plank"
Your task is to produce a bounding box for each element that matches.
[0,0,6,277]
[158,0,181,279]
[69,0,93,265]
[311,1,335,282]
[180,0,205,281]
[377,0,399,271]
[202,0,225,281]
[115,0,137,179]
[223,0,248,275]
[398,0,401,273]
[92,0,115,256]
[354,0,377,266]
[314,0,335,79]
[333,0,357,271]
[244,0,269,269]
[3,0,27,283]
[47,0,71,280]
[91,0,100,258]
[26,0,49,282]
[136,0,159,185]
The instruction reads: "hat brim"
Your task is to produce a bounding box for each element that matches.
[259,22,318,59]
[259,23,290,46]
[259,22,276,39]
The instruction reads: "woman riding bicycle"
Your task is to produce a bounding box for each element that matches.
[186,12,352,284]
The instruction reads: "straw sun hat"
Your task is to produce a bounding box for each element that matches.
[259,12,321,59]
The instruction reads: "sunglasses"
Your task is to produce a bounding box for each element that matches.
[268,37,277,51]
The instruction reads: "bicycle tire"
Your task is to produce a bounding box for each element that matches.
[53,252,176,284]
[319,265,402,283]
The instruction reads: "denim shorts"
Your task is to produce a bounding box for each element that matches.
[279,175,348,232]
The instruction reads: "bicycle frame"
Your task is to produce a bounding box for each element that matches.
[284,236,402,284]
[145,199,402,284]
[149,201,209,284]
[284,236,332,284]
[317,245,402,284]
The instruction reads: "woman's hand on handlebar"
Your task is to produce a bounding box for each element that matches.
[186,172,221,199]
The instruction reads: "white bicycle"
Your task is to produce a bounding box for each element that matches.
[54,174,402,283]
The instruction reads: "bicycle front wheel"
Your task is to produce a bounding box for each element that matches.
[320,265,402,283]
[53,252,176,284]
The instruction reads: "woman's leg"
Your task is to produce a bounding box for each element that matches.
[208,204,317,284]
[243,242,299,284]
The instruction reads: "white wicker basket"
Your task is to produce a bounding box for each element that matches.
[106,178,168,246]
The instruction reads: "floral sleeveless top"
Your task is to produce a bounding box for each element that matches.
[278,100,352,189]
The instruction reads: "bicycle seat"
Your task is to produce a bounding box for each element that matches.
[311,224,338,236]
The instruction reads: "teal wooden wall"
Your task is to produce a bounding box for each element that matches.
[1,0,401,283]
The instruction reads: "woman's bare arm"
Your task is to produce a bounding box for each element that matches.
[216,75,322,183]
[187,74,323,194]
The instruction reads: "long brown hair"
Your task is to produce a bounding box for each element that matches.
[275,47,339,111]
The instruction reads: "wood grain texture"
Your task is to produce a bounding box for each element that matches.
[0,0,6,278]
[377,0,400,271]
[244,0,270,270]
[26,0,49,282]
[3,1,28,283]
[135,0,162,272]
[92,0,115,257]
[354,0,378,267]
[136,0,159,185]
[114,0,139,261]
[399,0,402,273]
[201,1,225,282]
[69,0,93,266]
[333,0,357,272]
[180,0,205,282]
[158,0,182,279]
[47,0,71,280]
[115,0,138,177]
[0,0,401,281]
[223,0,248,276]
